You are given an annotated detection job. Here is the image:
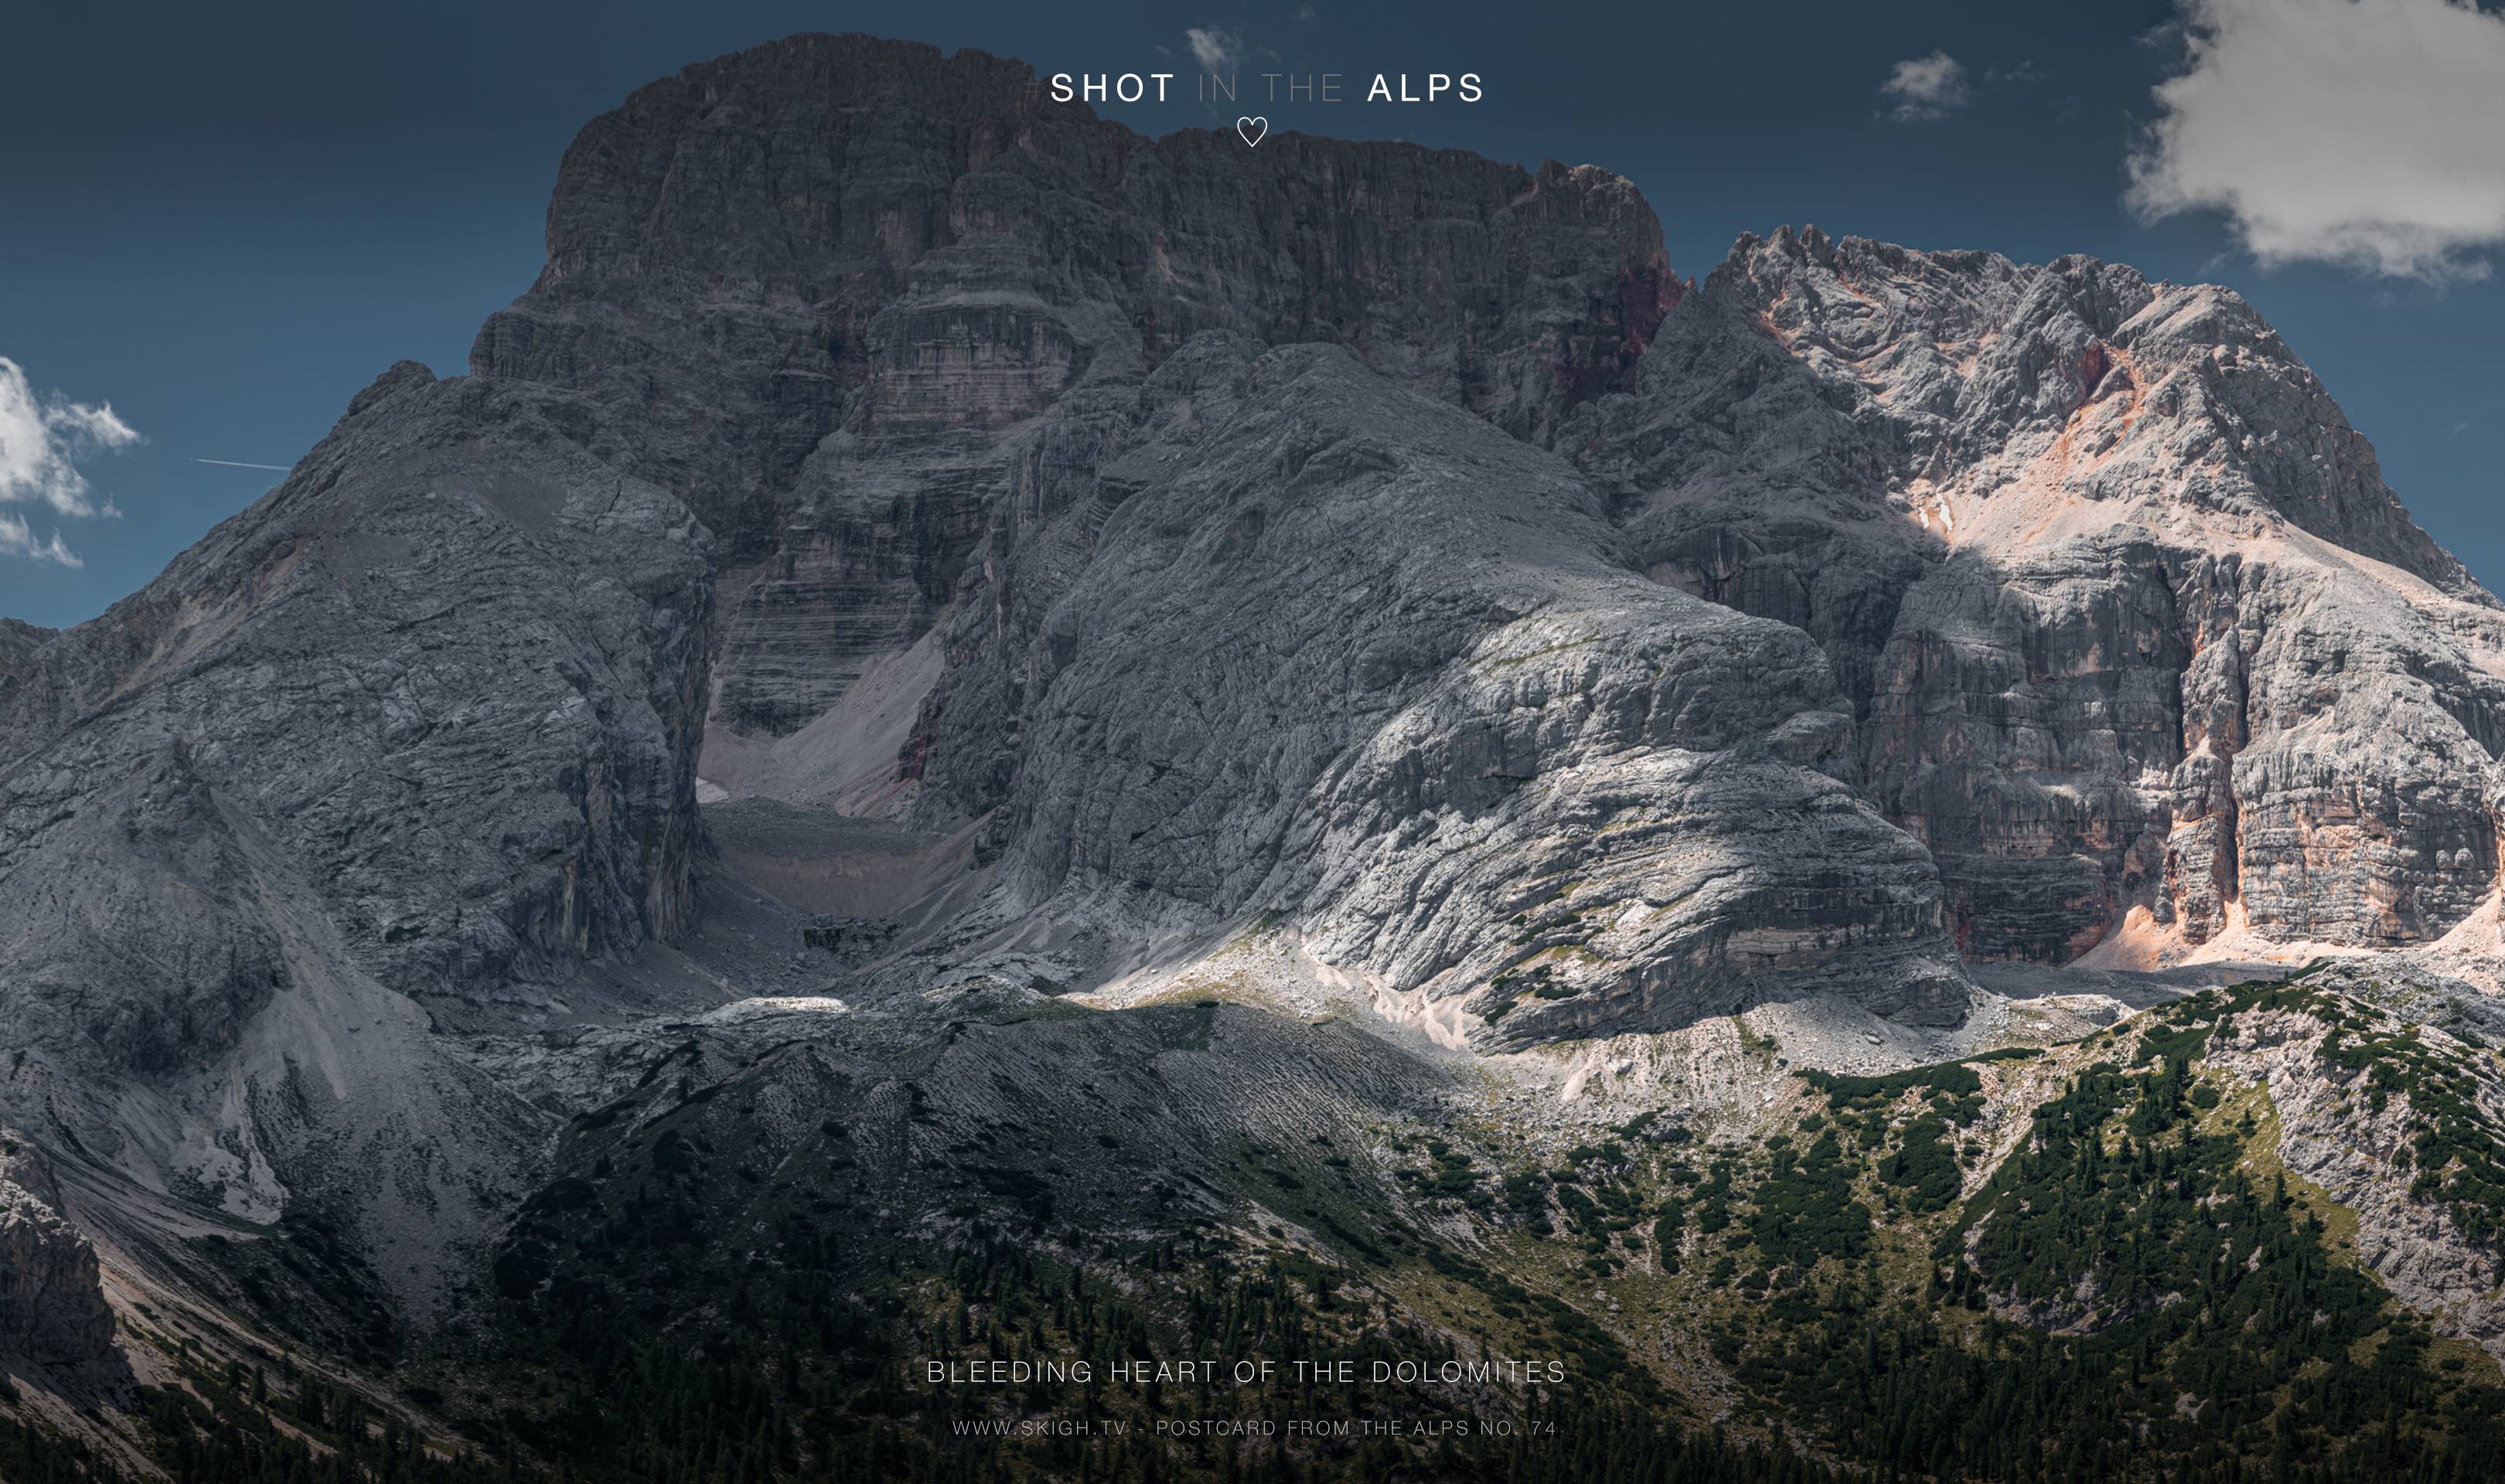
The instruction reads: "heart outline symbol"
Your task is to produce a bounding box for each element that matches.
[1236,116,1267,148]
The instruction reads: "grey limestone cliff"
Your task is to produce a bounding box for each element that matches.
[468,34,1676,744]
[0,1135,118,1381]
[1569,226,2505,963]
[0,365,707,1309]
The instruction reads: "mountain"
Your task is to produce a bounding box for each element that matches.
[2,32,2502,1484]
[1572,228,2505,965]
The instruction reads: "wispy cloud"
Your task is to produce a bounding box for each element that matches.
[1880,51,1970,122]
[0,355,138,567]
[2128,0,2505,283]
[1184,26,1244,73]
[0,512,83,568]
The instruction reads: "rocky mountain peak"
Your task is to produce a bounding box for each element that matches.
[343,358,438,419]
[1668,226,2484,598]
[458,31,1687,774]
[471,32,1677,545]
[1566,226,2505,965]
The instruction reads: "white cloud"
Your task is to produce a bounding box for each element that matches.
[0,512,84,568]
[1880,51,1970,121]
[1184,27,1243,73]
[2127,0,2505,282]
[0,355,139,567]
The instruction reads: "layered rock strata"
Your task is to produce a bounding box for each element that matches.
[1569,226,2505,962]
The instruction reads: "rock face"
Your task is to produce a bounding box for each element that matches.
[445,36,1968,1039]
[1569,226,2505,962]
[912,335,1965,1036]
[0,363,707,1307]
[0,364,711,1023]
[0,1136,117,1378]
[470,33,1675,745]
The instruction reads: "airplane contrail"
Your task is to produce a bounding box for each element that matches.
[193,457,291,471]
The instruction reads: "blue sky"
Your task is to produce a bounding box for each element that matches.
[4,0,2499,626]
